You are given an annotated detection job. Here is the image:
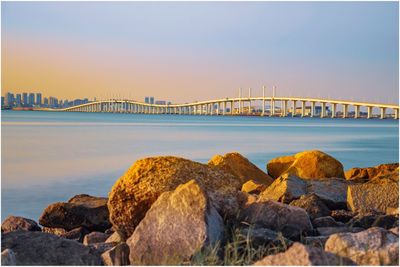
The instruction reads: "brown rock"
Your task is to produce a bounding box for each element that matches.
[331,210,355,223]
[83,232,110,246]
[325,227,399,265]
[237,191,258,209]
[39,194,110,231]
[101,243,130,266]
[345,163,399,182]
[60,226,90,243]
[259,174,348,209]
[347,178,399,213]
[346,212,398,230]
[253,242,354,265]
[1,231,102,265]
[88,242,115,254]
[108,156,240,238]
[42,227,67,235]
[1,216,41,233]
[316,226,364,236]
[239,199,313,239]
[105,231,123,244]
[127,180,224,265]
[238,227,291,249]
[208,152,274,185]
[266,150,344,179]
[289,194,331,220]
[304,236,330,248]
[241,180,268,194]
[312,216,342,228]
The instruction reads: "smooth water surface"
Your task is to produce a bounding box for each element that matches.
[1,110,399,220]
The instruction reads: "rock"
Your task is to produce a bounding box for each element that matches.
[331,210,355,223]
[239,199,313,239]
[60,227,90,243]
[83,232,110,245]
[304,236,329,248]
[1,249,16,266]
[386,207,399,215]
[316,226,364,236]
[1,216,41,233]
[266,150,344,179]
[345,163,399,182]
[88,242,115,254]
[346,212,398,230]
[238,227,291,249]
[325,227,399,265]
[101,243,130,266]
[266,155,295,179]
[127,180,224,265]
[208,152,274,185]
[39,194,110,231]
[289,194,331,220]
[347,178,399,213]
[389,227,398,236]
[104,228,114,235]
[105,231,123,244]
[253,242,354,265]
[312,216,342,228]
[259,174,348,209]
[241,180,268,194]
[108,156,240,238]
[42,227,67,235]
[237,191,257,209]
[1,230,102,265]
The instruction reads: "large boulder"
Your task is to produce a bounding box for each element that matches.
[346,212,398,230]
[345,163,399,182]
[289,194,331,220]
[266,150,344,179]
[83,232,110,246]
[1,216,41,233]
[101,243,130,266]
[42,226,89,243]
[1,231,102,265]
[241,180,268,194]
[325,227,399,265]
[347,178,399,213]
[208,152,274,185]
[253,242,354,265]
[108,156,240,238]
[39,194,110,231]
[239,199,313,239]
[127,180,224,265]
[259,174,348,209]
[1,249,16,266]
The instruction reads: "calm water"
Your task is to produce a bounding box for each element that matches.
[1,110,399,221]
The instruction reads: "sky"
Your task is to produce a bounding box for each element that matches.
[1,1,399,104]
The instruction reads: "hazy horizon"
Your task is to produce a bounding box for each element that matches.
[2,1,399,104]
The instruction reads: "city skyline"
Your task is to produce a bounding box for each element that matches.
[1,1,399,104]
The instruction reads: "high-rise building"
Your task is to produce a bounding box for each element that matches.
[145,97,149,103]
[83,98,88,104]
[1,96,4,107]
[155,100,166,105]
[49,97,58,108]
[16,94,22,106]
[22,93,28,106]
[44,97,49,106]
[36,93,42,106]
[5,92,14,107]
[149,97,154,104]
[28,93,35,106]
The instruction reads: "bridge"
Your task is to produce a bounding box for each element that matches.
[43,88,399,119]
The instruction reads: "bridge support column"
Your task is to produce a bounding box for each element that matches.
[380,107,386,119]
[321,103,326,118]
[223,102,226,115]
[301,101,305,117]
[354,105,359,119]
[342,104,348,118]
[367,106,372,119]
[331,104,336,118]
[270,100,275,117]
[394,109,398,120]
[311,102,315,117]
[262,86,266,116]
[292,100,296,117]
[281,100,287,117]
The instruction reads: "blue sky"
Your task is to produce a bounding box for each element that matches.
[2,1,399,103]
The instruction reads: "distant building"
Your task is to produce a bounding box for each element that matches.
[5,92,14,106]
[44,97,49,106]
[145,97,150,103]
[149,97,154,104]
[36,93,42,106]
[155,100,166,105]
[1,96,4,107]
[49,97,58,108]
[16,94,22,106]
[83,98,88,104]
[28,93,35,106]
[22,93,28,106]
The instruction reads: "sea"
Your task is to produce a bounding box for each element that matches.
[1,110,399,221]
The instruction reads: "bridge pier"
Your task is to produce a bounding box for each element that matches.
[321,102,326,118]
[331,103,336,118]
[380,107,386,119]
[367,106,372,119]
[310,102,315,117]
[354,105,359,119]
[270,100,275,117]
[281,100,287,117]
[301,101,305,117]
[292,100,296,117]
[342,104,348,118]
[394,109,398,120]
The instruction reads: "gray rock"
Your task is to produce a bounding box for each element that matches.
[1,216,41,233]
[127,179,224,265]
[289,194,331,220]
[239,199,313,239]
[312,216,342,228]
[253,242,355,265]
[303,236,329,248]
[83,232,110,245]
[330,209,355,223]
[316,226,364,236]
[1,249,16,266]
[88,242,115,254]
[39,194,110,231]
[346,212,398,230]
[1,230,102,265]
[325,227,399,265]
[239,227,291,248]
[101,242,130,266]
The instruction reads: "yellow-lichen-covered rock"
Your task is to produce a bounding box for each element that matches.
[241,180,268,194]
[345,163,399,182]
[108,156,241,238]
[266,150,344,179]
[208,152,274,185]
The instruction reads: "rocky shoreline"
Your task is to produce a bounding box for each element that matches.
[1,150,399,266]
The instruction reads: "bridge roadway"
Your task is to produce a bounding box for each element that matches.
[43,96,399,119]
